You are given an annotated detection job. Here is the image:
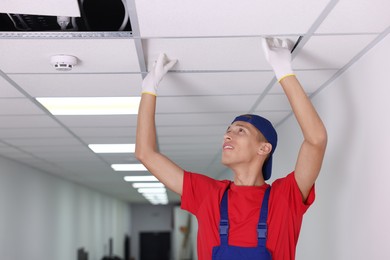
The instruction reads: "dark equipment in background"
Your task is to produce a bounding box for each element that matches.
[0,0,131,32]
[77,248,88,260]
[101,237,123,260]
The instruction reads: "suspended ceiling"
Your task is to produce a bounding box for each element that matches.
[0,0,389,203]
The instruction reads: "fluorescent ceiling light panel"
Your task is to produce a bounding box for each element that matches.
[137,188,167,194]
[36,97,140,115]
[89,144,135,153]
[124,176,158,182]
[112,164,147,171]
[132,182,164,188]
[143,194,167,199]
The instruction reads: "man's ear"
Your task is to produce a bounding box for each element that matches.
[258,142,272,156]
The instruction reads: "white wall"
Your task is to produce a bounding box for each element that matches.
[131,204,174,260]
[0,156,132,260]
[273,33,390,259]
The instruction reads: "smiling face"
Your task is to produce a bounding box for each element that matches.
[221,121,268,168]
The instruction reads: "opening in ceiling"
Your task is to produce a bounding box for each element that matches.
[0,0,131,32]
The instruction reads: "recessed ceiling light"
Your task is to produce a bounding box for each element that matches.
[143,193,167,199]
[89,144,135,153]
[132,182,164,188]
[112,164,147,171]
[137,188,166,194]
[36,97,140,115]
[124,176,158,182]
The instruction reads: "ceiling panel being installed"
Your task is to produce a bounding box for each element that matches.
[0,0,389,203]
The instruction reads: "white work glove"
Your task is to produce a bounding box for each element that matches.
[141,53,177,96]
[262,38,295,82]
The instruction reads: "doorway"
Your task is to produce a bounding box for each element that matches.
[140,232,171,260]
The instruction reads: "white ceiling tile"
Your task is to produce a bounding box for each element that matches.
[157,125,226,137]
[33,151,96,160]
[0,39,140,73]
[269,70,337,94]
[293,35,378,69]
[0,0,80,16]
[4,137,82,147]
[316,0,390,34]
[70,127,136,138]
[144,37,295,71]
[100,154,138,164]
[81,137,133,144]
[0,76,24,97]
[160,143,221,154]
[10,73,143,97]
[164,150,218,157]
[159,71,274,96]
[0,147,32,158]
[135,0,330,37]
[44,152,100,164]
[255,94,291,111]
[0,98,45,115]
[53,161,111,173]
[158,135,220,145]
[21,145,89,153]
[0,127,72,139]
[250,111,291,126]
[0,115,61,128]
[157,95,259,113]
[155,112,245,127]
[22,161,77,177]
[56,115,137,127]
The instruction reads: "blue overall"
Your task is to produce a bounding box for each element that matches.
[212,186,272,260]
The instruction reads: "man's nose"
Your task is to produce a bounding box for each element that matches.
[224,132,232,141]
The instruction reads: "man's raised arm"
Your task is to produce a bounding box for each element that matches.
[135,53,184,195]
[263,38,328,201]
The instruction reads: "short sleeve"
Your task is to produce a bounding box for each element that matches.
[181,171,229,216]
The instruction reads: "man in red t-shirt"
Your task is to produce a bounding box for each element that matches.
[136,38,327,259]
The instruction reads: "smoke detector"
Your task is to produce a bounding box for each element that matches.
[50,55,78,71]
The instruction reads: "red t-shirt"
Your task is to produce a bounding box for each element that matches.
[181,171,315,260]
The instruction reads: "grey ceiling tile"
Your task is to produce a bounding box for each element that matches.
[0,76,24,97]
[21,145,90,153]
[0,147,34,159]
[0,98,45,115]
[56,115,137,127]
[99,154,138,164]
[4,137,82,147]
[0,127,72,139]
[70,127,136,138]
[0,115,61,128]
[81,136,134,144]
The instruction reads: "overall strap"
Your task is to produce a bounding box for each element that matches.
[219,188,229,245]
[257,186,271,244]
